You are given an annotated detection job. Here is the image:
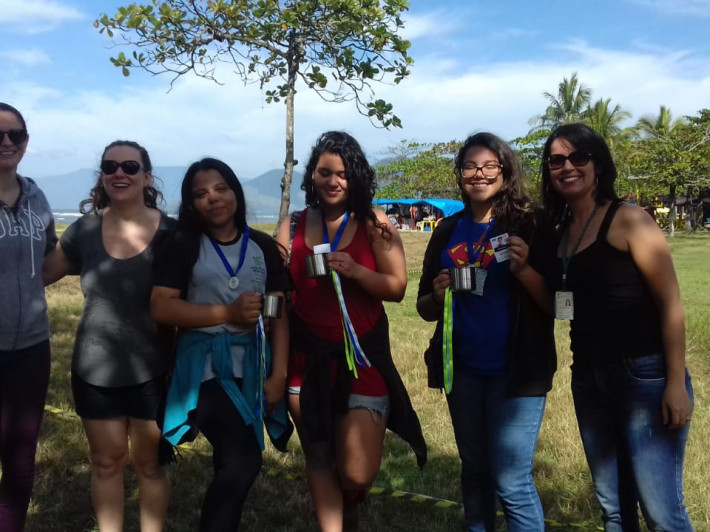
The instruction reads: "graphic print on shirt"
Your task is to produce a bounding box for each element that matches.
[447,241,495,268]
[0,206,46,241]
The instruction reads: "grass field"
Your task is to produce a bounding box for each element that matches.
[24,228,710,531]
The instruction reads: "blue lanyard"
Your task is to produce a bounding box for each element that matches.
[209,226,250,279]
[321,211,350,250]
[467,218,494,266]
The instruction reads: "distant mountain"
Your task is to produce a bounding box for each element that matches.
[32,166,305,221]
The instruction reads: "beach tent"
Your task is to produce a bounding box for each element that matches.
[373,198,464,218]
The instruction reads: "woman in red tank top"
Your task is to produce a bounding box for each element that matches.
[276,131,426,531]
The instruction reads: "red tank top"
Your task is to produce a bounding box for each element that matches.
[290,210,384,338]
[288,210,386,396]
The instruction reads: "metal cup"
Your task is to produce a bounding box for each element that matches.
[449,266,476,292]
[262,294,283,319]
[305,253,330,278]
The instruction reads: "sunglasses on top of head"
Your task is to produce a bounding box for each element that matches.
[546,151,592,170]
[100,160,143,176]
[0,129,28,145]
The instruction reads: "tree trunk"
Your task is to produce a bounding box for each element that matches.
[668,184,676,237]
[276,33,301,234]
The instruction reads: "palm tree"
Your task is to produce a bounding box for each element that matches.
[636,105,685,138]
[583,98,633,147]
[530,72,592,131]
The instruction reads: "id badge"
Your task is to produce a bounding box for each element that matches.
[555,291,574,320]
[473,268,487,296]
[491,233,511,262]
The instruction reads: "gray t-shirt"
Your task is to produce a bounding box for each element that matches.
[61,211,176,387]
[153,228,289,380]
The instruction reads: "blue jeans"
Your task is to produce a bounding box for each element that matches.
[571,355,693,532]
[446,370,546,532]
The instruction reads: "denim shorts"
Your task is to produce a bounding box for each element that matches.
[288,386,390,416]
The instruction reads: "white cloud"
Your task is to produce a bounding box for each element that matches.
[0,0,84,34]
[0,48,51,67]
[629,0,710,17]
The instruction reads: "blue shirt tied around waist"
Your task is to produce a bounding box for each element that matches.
[162,331,289,450]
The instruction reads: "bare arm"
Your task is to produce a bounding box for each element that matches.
[274,214,292,263]
[150,285,262,328]
[328,210,407,302]
[615,204,691,428]
[42,243,74,286]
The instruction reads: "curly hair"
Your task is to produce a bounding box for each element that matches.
[302,131,390,239]
[541,123,618,226]
[454,132,532,233]
[80,140,163,214]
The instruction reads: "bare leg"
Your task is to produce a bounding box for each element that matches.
[289,394,345,532]
[128,418,169,532]
[82,418,129,532]
[336,409,388,532]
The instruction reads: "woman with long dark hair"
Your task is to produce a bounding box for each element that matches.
[538,123,693,531]
[151,157,291,531]
[417,132,556,531]
[275,131,426,531]
[0,102,56,531]
[43,140,174,531]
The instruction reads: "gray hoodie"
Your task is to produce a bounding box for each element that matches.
[0,175,57,351]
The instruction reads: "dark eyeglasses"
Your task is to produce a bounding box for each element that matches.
[100,160,143,175]
[546,151,592,170]
[0,129,28,145]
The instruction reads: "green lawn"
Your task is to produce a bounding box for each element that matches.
[26,230,710,531]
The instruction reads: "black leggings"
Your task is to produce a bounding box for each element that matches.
[195,379,262,532]
[0,340,51,532]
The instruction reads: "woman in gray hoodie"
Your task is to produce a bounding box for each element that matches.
[0,102,57,531]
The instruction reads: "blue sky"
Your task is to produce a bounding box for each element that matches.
[2,0,710,181]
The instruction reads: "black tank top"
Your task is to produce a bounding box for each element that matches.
[552,200,664,368]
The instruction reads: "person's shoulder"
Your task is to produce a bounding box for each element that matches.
[614,201,657,230]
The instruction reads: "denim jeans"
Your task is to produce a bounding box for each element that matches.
[446,370,546,532]
[571,355,694,532]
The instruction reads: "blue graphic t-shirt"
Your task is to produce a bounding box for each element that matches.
[440,216,510,375]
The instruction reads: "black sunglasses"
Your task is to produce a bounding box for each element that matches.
[0,129,28,145]
[100,160,143,175]
[546,151,592,170]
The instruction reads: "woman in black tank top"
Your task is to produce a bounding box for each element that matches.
[538,123,694,531]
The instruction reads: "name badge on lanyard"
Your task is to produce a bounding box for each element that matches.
[555,291,574,320]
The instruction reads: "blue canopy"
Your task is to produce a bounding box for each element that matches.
[373,198,464,218]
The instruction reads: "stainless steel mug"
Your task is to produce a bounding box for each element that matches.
[262,294,283,319]
[305,253,330,278]
[449,266,475,292]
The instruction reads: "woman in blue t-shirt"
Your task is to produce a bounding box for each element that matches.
[417,132,556,531]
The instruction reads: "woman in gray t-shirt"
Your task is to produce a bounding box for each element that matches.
[44,140,173,531]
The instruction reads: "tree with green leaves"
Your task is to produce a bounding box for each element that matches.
[583,98,633,148]
[529,72,591,131]
[375,140,461,200]
[635,105,686,139]
[96,0,413,225]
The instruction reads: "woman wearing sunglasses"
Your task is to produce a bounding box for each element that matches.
[275,131,426,531]
[417,132,555,531]
[538,123,693,531]
[151,158,291,531]
[0,103,57,531]
[43,140,174,531]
